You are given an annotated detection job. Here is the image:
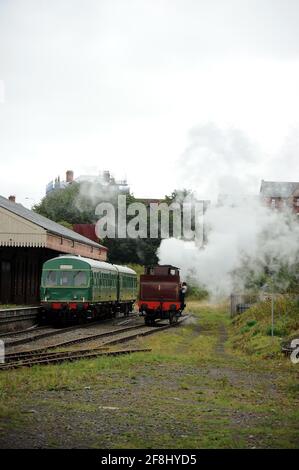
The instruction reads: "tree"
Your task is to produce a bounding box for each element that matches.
[33,183,198,266]
[33,183,94,225]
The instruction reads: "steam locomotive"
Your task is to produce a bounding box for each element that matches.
[138,265,185,325]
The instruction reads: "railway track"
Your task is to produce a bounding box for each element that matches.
[0,315,189,369]
[3,326,76,348]
[3,322,111,348]
[0,313,37,326]
[0,324,39,338]
[0,348,152,370]
[2,313,139,348]
[3,322,164,358]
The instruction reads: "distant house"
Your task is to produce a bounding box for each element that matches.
[0,195,108,304]
[260,180,299,213]
[135,198,165,207]
[46,169,130,196]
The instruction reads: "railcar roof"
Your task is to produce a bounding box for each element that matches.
[43,255,137,274]
[44,255,118,271]
[113,265,137,275]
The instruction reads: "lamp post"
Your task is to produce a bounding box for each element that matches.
[271,286,274,337]
[268,264,279,338]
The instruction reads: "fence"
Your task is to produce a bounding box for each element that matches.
[230,292,299,318]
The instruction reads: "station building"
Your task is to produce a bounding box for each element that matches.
[0,195,107,305]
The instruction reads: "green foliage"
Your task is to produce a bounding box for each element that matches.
[165,188,195,204]
[104,237,160,265]
[240,325,251,334]
[56,220,73,229]
[186,284,209,300]
[246,320,257,327]
[230,296,299,357]
[33,183,164,265]
[33,183,206,267]
[265,325,288,337]
[33,183,94,224]
[231,248,299,295]
[33,184,212,267]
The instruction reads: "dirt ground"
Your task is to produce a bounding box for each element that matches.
[0,302,298,449]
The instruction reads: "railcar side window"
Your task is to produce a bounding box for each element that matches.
[74,271,87,287]
[60,271,73,286]
[45,271,57,286]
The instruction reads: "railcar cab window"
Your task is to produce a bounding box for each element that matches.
[74,271,88,287]
[60,271,73,286]
[44,270,57,286]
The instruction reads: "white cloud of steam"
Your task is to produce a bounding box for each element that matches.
[76,180,118,211]
[177,123,262,201]
[158,199,299,299]
[74,172,127,214]
[162,122,299,299]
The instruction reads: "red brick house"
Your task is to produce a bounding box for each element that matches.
[260,180,299,213]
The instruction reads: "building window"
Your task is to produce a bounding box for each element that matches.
[271,199,276,208]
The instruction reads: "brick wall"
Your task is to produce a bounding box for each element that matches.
[46,233,107,261]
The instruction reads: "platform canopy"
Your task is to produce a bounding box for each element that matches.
[0,196,108,304]
[0,195,107,260]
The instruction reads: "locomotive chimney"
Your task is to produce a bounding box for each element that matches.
[66,170,74,183]
[8,195,16,203]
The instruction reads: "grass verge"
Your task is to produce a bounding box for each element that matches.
[0,301,298,448]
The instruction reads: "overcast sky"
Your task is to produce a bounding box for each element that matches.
[1,0,299,206]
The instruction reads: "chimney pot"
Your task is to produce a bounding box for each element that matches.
[66,170,74,183]
[8,195,16,203]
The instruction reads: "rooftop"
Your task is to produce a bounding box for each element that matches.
[260,180,299,198]
[0,195,106,250]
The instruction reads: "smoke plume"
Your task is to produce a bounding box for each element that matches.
[158,200,299,298]
[158,124,299,299]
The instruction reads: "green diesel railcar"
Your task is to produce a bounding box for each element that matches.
[39,255,137,323]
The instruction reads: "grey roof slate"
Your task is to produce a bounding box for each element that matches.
[260,180,299,198]
[0,195,104,249]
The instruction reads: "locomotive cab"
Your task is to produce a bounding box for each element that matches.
[138,265,184,326]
